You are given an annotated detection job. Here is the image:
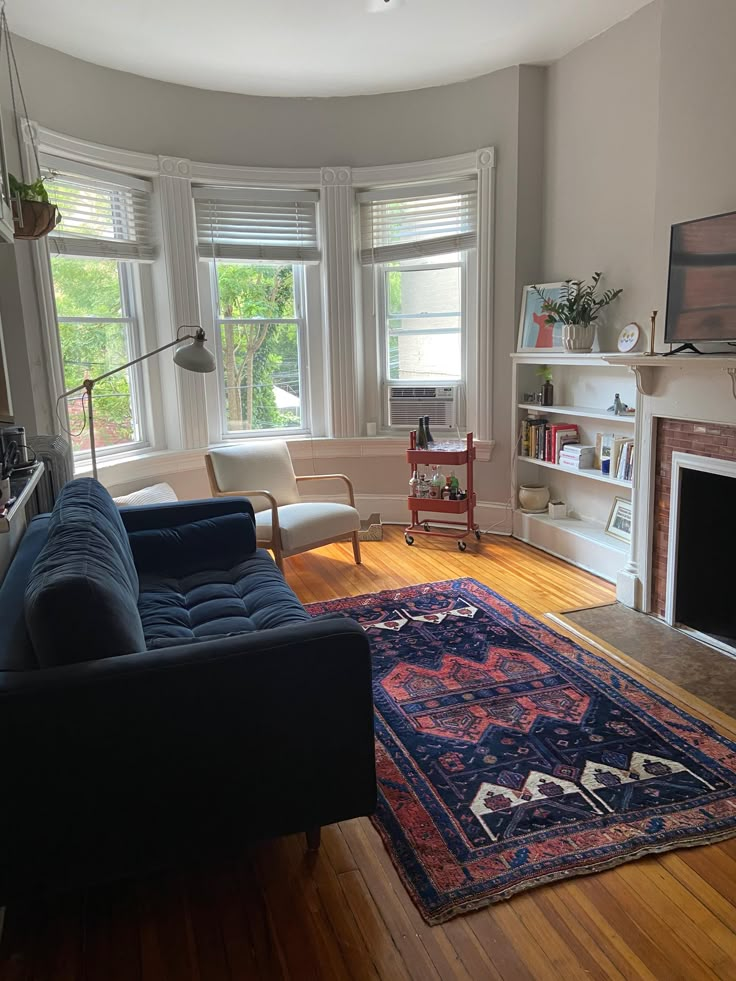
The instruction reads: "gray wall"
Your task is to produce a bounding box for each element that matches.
[652,0,736,328]
[543,1,662,350]
[0,36,547,516]
[544,0,736,358]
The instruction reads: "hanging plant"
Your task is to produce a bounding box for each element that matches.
[0,7,60,240]
[9,174,60,240]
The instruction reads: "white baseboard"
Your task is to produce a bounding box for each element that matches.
[307,492,513,535]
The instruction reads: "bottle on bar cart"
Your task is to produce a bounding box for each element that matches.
[409,470,418,497]
[417,417,428,450]
[424,415,434,446]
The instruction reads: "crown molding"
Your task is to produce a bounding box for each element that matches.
[189,159,322,188]
[34,125,160,177]
[353,147,494,187]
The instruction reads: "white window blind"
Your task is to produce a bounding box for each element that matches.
[359,179,477,264]
[194,186,320,263]
[43,155,155,261]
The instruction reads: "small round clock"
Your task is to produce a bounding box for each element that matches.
[617,322,641,353]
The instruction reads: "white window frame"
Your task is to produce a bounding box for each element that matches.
[51,257,151,463]
[377,253,468,386]
[205,259,312,440]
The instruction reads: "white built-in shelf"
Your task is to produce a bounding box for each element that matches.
[0,463,44,533]
[511,352,615,367]
[513,509,628,555]
[518,403,636,424]
[519,456,632,488]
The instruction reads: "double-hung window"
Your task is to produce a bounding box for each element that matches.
[359,180,477,424]
[194,187,321,437]
[44,157,155,458]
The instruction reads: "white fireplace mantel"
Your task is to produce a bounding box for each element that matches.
[612,354,736,614]
[602,353,736,399]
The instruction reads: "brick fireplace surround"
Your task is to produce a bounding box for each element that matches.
[651,417,736,616]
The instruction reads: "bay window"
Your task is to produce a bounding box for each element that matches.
[44,159,156,458]
[194,187,320,438]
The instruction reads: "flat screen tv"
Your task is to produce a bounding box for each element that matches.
[665,209,736,349]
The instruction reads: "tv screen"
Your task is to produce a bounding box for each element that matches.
[665,210,736,344]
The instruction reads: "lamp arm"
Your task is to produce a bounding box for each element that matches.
[60,327,201,398]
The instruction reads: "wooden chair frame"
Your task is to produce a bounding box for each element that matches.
[204,454,361,571]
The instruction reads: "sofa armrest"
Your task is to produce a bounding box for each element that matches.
[0,617,376,900]
[119,496,255,532]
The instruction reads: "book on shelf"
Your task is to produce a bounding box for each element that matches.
[559,445,596,469]
[596,432,615,471]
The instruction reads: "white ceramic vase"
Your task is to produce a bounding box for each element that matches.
[562,323,596,353]
[518,484,550,513]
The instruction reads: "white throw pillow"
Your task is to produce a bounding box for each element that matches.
[113,482,178,507]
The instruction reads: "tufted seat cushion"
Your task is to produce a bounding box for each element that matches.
[255,502,360,552]
[137,549,309,648]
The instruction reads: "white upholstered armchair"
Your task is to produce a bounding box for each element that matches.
[205,441,361,571]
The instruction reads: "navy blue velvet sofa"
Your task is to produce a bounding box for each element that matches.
[0,479,376,902]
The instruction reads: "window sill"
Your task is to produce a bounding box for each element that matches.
[75,436,495,487]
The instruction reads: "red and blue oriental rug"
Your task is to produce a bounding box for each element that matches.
[308,578,736,924]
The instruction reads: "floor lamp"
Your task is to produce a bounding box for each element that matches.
[61,327,216,479]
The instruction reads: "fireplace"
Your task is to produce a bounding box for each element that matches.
[665,452,736,655]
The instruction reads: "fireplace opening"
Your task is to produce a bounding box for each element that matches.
[674,467,736,650]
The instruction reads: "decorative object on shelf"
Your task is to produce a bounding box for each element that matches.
[548,500,566,519]
[607,393,630,415]
[532,274,624,353]
[538,365,554,406]
[617,322,641,353]
[605,495,633,544]
[416,416,429,449]
[0,9,60,241]
[523,392,541,403]
[644,309,658,357]
[59,327,215,479]
[518,484,550,514]
[9,174,60,240]
[517,283,567,352]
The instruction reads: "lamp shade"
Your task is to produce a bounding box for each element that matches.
[173,328,216,373]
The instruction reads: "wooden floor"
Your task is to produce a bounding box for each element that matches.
[4,529,736,980]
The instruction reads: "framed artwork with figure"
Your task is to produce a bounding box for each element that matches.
[517,283,566,352]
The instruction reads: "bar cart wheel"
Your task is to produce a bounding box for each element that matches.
[474,529,482,540]
[405,533,414,546]
[458,540,467,552]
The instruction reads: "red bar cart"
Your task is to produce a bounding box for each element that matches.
[405,431,481,551]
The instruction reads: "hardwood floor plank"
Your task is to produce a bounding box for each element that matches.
[529,886,627,981]
[357,818,474,981]
[2,531,734,980]
[338,821,443,981]
[614,858,736,975]
[337,870,412,981]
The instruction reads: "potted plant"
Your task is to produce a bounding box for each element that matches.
[533,273,623,352]
[9,174,60,241]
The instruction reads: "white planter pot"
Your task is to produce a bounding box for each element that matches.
[562,323,596,353]
[518,484,550,513]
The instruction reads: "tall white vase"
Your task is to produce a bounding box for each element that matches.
[562,323,595,353]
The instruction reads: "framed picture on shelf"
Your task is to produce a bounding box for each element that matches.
[517,283,567,352]
[605,496,633,544]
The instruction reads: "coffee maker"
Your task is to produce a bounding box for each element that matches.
[0,425,29,465]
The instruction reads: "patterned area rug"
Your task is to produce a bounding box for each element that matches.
[308,579,736,924]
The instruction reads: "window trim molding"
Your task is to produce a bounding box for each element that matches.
[25,123,495,457]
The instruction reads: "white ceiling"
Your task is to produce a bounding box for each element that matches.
[10,0,651,98]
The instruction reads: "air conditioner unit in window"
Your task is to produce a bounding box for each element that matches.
[386,384,459,429]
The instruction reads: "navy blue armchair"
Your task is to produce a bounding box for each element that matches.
[0,481,376,902]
